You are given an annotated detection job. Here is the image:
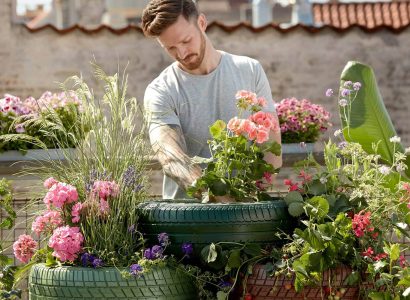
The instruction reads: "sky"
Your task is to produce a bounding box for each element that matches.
[16,0,52,15]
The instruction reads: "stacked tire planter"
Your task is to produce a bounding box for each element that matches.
[137,198,296,259]
[246,265,362,300]
[29,264,197,300]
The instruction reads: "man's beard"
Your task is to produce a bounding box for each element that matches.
[178,33,206,71]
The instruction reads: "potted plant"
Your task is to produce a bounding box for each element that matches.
[0,65,197,299]
[0,91,85,163]
[275,97,331,159]
[243,62,410,300]
[134,91,299,300]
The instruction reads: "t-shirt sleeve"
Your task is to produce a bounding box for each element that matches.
[254,61,276,114]
[143,84,181,133]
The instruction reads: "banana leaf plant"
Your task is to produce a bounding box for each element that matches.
[339,61,410,179]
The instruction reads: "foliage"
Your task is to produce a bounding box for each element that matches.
[276,98,331,144]
[0,91,85,152]
[338,61,410,179]
[187,90,281,202]
[1,64,153,296]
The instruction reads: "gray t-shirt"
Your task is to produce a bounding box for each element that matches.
[144,51,275,199]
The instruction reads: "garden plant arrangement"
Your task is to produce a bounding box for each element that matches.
[0,91,84,152]
[187,90,282,202]
[275,97,331,144]
[0,65,197,299]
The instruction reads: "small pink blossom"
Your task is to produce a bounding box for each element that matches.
[44,177,58,189]
[13,234,37,263]
[255,128,269,144]
[263,172,273,184]
[92,180,120,200]
[71,202,83,223]
[48,226,84,262]
[99,199,110,215]
[31,210,63,235]
[235,90,258,105]
[227,117,243,135]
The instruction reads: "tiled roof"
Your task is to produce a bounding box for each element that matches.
[312,1,410,30]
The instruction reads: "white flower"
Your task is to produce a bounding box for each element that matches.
[334,129,342,137]
[339,99,348,107]
[320,177,328,184]
[0,273,3,278]
[396,163,407,172]
[378,165,391,175]
[405,147,410,154]
[299,142,306,148]
[390,136,401,143]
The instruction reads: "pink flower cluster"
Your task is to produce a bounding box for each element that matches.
[352,210,377,238]
[48,226,84,262]
[43,182,79,209]
[361,247,388,261]
[13,234,38,263]
[227,111,278,144]
[0,91,81,117]
[275,98,331,143]
[93,180,119,200]
[235,90,267,108]
[24,91,81,114]
[32,210,63,236]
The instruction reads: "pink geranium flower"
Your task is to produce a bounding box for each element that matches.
[13,234,38,263]
[48,226,84,262]
[32,210,63,235]
[43,182,78,209]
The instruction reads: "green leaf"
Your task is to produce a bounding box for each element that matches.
[217,291,228,300]
[288,202,305,217]
[210,120,226,139]
[339,61,410,178]
[227,250,241,269]
[284,191,304,205]
[307,180,327,196]
[263,141,281,156]
[0,217,13,229]
[343,271,359,286]
[374,260,388,271]
[210,179,228,196]
[384,243,400,261]
[305,196,329,220]
[368,292,387,300]
[243,243,261,257]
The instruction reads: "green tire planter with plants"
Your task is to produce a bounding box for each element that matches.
[29,264,197,300]
[137,198,295,257]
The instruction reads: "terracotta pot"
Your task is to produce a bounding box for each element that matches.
[246,264,364,300]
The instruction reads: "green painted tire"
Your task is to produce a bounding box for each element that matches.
[137,198,295,257]
[29,264,198,300]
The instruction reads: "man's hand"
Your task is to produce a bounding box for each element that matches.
[150,124,202,191]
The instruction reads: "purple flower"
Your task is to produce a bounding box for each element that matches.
[92,258,104,268]
[325,89,333,97]
[157,232,169,246]
[151,245,164,259]
[343,81,352,87]
[128,224,136,233]
[129,264,143,277]
[341,89,350,97]
[80,253,95,267]
[218,280,232,288]
[144,248,153,260]
[338,141,348,149]
[181,243,193,257]
[353,82,362,91]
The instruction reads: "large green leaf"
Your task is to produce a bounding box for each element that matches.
[339,61,410,178]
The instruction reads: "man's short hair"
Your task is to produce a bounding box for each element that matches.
[141,0,199,37]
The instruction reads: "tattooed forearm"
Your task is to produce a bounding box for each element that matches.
[150,124,202,191]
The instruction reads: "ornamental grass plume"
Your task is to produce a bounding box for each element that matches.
[275,97,331,143]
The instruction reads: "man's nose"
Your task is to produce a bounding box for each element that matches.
[176,47,188,60]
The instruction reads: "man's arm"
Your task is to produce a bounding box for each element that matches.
[150,124,202,191]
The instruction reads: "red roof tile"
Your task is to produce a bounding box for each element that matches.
[312,1,410,29]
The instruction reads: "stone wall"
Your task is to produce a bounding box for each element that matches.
[1,0,410,195]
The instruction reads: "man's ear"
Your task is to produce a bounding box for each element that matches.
[197,13,207,32]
